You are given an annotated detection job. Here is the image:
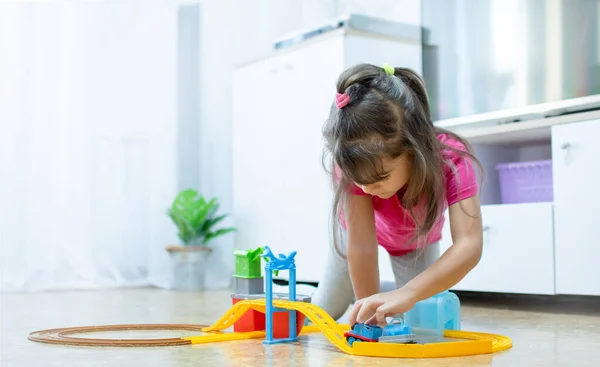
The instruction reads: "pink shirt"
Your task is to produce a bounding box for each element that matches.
[343,134,479,256]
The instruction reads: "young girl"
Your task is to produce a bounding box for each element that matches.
[312,63,483,326]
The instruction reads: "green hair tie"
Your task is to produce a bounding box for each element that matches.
[383,63,395,76]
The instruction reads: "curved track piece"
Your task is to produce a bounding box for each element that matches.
[28,324,208,347]
[446,330,513,353]
[201,299,512,358]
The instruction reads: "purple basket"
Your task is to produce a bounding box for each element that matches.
[496,159,553,204]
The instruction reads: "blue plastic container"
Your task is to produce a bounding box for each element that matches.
[403,291,461,337]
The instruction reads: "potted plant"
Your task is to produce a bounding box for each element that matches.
[166,188,235,290]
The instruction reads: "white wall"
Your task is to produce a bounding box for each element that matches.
[339,0,421,25]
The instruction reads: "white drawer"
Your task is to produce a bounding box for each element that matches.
[440,203,555,295]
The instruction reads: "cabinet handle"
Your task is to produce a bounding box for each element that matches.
[560,142,570,150]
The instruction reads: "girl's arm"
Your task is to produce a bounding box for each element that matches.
[345,192,380,300]
[349,195,483,325]
[403,195,483,301]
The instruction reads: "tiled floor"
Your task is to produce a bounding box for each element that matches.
[1,288,599,366]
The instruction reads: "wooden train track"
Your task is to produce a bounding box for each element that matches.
[28,324,212,347]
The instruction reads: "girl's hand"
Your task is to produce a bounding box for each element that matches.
[348,288,418,326]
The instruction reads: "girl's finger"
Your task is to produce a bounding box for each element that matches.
[348,299,364,325]
[375,305,388,326]
[356,301,377,324]
[365,315,377,325]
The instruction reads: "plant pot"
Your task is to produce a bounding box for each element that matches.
[166,245,212,291]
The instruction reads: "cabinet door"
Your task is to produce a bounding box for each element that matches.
[232,59,282,254]
[552,119,600,296]
[440,203,555,295]
[273,37,345,283]
[232,36,345,283]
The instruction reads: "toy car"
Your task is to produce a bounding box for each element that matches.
[344,323,383,345]
[379,318,417,344]
[344,318,417,346]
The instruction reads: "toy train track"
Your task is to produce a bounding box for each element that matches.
[27,300,513,357]
[28,324,210,347]
[196,299,513,358]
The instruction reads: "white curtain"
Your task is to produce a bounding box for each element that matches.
[0,1,210,292]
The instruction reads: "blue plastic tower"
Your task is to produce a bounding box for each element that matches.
[403,290,461,337]
[261,246,297,344]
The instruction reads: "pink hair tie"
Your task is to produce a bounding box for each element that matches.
[335,92,350,109]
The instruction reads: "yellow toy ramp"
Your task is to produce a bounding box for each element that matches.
[200,299,512,358]
[202,298,352,354]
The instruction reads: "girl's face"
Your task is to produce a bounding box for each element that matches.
[355,153,412,199]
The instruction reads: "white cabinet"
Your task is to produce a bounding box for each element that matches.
[441,115,600,296]
[440,203,555,295]
[232,30,422,283]
[232,36,344,283]
[552,119,600,296]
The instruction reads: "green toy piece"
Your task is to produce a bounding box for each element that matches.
[234,246,279,278]
[246,247,264,263]
[234,249,262,278]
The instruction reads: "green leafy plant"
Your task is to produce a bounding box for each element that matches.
[167,188,236,246]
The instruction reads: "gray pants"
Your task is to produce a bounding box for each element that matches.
[310,240,440,321]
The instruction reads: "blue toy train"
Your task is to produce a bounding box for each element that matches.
[343,318,417,346]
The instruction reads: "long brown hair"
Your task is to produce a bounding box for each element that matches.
[322,63,482,257]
